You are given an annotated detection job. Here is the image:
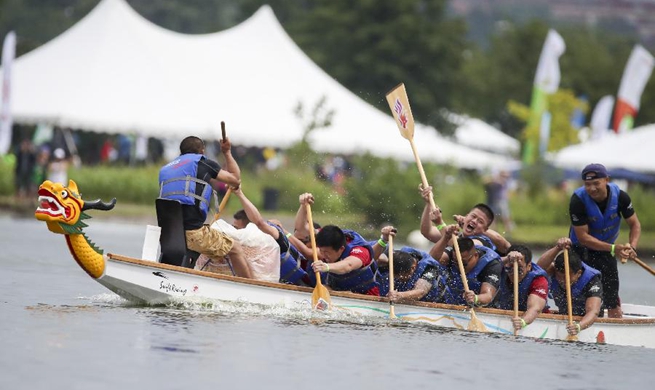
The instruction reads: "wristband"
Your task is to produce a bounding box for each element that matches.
[286,232,292,238]
[436,222,447,231]
[325,263,330,273]
[474,294,479,306]
[610,244,615,257]
[575,322,581,333]
[377,238,388,248]
[520,318,527,329]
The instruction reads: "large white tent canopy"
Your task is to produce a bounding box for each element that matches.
[548,124,655,173]
[1,0,517,170]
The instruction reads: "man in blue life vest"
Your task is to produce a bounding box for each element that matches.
[569,163,641,318]
[537,237,603,337]
[494,244,549,332]
[311,224,380,296]
[158,136,252,278]
[418,185,511,255]
[429,225,502,307]
[232,187,313,286]
[372,226,446,303]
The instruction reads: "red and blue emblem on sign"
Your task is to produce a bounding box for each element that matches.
[394,98,408,129]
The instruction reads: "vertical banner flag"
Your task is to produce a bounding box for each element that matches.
[590,95,615,141]
[385,83,415,141]
[523,29,566,164]
[0,31,16,155]
[613,45,654,134]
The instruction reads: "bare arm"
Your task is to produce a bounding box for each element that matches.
[482,228,511,254]
[536,237,571,275]
[313,257,363,275]
[233,187,279,239]
[372,226,396,261]
[388,279,431,302]
[522,294,547,325]
[293,193,313,239]
[429,224,457,266]
[213,170,240,188]
[418,184,443,242]
[220,137,241,181]
[626,213,641,255]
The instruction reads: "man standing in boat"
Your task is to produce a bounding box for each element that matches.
[537,238,603,337]
[429,225,503,307]
[494,244,549,332]
[158,136,252,279]
[418,185,511,255]
[568,163,641,318]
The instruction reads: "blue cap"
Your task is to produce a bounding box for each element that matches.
[581,163,609,180]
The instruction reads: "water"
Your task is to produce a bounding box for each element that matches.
[2,215,655,389]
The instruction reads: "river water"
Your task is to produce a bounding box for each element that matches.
[1,215,655,389]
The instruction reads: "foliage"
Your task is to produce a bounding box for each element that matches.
[508,88,587,152]
[0,155,15,196]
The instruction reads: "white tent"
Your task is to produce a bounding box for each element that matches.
[1,0,517,170]
[448,113,520,155]
[548,124,655,173]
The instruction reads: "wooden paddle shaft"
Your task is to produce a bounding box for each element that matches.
[221,121,226,141]
[305,203,323,282]
[211,187,232,223]
[513,260,519,336]
[409,138,437,211]
[633,257,655,276]
[451,237,470,292]
[388,235,395,292]
[564,249,574,326]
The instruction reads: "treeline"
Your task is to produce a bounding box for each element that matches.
[1,0,653,139]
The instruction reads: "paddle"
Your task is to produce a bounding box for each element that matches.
[306,203,331,310]
[564,248,578,342]
[632,257,655,277]
[388,234,397,319]
[451,237,488,332]
[513,260,519,336]
[386,83,437,212]
[211,121,232,223]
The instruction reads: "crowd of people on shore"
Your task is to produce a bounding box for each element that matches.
[158,135,642,336]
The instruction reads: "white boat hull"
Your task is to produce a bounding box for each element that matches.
[103,253,655,349]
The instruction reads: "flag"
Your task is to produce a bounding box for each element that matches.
[523,29,566,164]
[589,95,614,141]
[0,31,16,155]
[613,45,654,133]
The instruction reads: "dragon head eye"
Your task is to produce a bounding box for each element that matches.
[61,190,69,199]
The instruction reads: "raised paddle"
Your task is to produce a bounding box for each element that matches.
[564,248,578,342]
[386,83,437,212]
[211,122,232,223]
[306,203,331,310]
[451,237,488,332]
[388,234,397,319]
[513,260,520,336]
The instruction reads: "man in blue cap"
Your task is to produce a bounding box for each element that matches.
[568,163,641,318]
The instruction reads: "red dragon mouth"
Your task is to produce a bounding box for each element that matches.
[35,188,69,219]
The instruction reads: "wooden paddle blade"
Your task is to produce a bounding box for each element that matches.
[467,309,488,332]
[566,334,579,342]
[385,83,415,140]
[312,280,331,311]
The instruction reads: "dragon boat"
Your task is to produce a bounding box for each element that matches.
[35,179,655,349]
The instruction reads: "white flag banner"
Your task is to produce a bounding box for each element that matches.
[0,31,16,155]
[590,95,615,141]
[534,29,566,93]
[617,45,655,109]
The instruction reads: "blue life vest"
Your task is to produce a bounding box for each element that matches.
[378,246,446,303]
[495,263,549,311]
[442,245,500,305]
[467,234,497,252]
[159,154,213,219]
[326,230,379,294]
[551,262,601,316]
[268,223,310,286]
[570,183,621,245]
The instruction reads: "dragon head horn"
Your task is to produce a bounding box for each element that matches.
[82,198,117,212]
